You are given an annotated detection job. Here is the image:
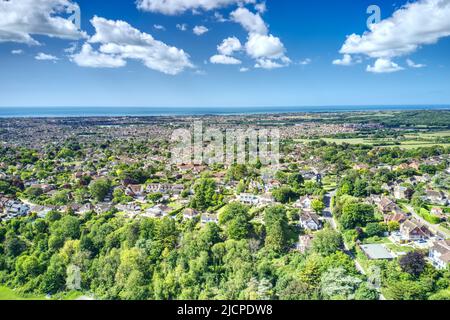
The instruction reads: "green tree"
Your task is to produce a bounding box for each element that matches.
[264,205,289,253]
[272,187,297,204]
[340,202,375,230]
[288,173,304,190]
[190,178,219,211]
[399,251,426,277]
[365,223,387,238]
[320,267,362,300]
[219,203,251,241]
[89,178,111,202]
[311,229,343,256]
[387,221,400,232]
[4,233,26,257]
[311,198,325,214]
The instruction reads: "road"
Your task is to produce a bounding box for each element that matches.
[323,191,366,274]
[323,191,388,299]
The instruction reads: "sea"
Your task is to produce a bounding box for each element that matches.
[0,105,449,118]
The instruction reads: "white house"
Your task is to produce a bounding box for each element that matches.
[144,204,172,218]
[299,211,322,231]
[423,190,448,206]
[296,235,314,253]
[293,196,313,210]
[238,193,260,206]
[3,200,30,218]
[146,183,184,195]
[201,214,218,224]
[429,240,450,270]
[182,208,199,220]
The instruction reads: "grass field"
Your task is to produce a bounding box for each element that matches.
[0,286,46,300]
[295,130,450,149]
[0,286,85,300]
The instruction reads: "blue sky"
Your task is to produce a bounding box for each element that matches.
[0,0,449,107]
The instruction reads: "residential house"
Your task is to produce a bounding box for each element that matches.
[201,214,219,224]
[430,207,446,220]
[116,203,142,216]
[429,240,450,270]
[353,164,369,171]
[395,163,410,171]
[409,161,420,170]
[381,182,395,192]
[384,210,408,224]
[146,183,184,195]
[30,184,55,193]
[177,164,207,174]
[394,185,414,200]
[144,204,172,218]
[30,205,55,218]
[183,208,199,220]
[377,197,398,214]
[238,193,260,206]
[294,196,313,210]
[78,203,95,215]
[3,200,30,218]
[299,211,322,231]
[125,184,145,199]
[95,203,113,214]
[259,193,275,205]
[264,180,281,192]
[400,219,433,242]
[423,190,448,206]
[296,235,314,254]
[406,177,419,186]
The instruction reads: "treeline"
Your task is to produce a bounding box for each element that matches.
[0,204,377,300]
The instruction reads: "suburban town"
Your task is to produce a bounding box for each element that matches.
[0,110,449,300]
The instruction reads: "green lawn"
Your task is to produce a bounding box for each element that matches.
[0,286,46,300]
[295,134,450,150]
[0,287,85,300]
[385,243,415,254]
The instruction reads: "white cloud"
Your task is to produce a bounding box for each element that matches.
[71,43,126,68]
[245,33,285,59]
[366,58,404,73]
[228,7,290,70]
[209,37,242,66]
[210,54,241,65]
[11,49,24,55]
[64,42,78,54]
[299,58,311,65]
[176,23,188,31]
[239,67,249,72]
[217,37,242,55]
[193,25,209,36]
[255,2,267,14]
[336,0,450,72]
[230,7,268,35]
[35,52,59,61]
[332,54,353,66]
[136,0,256,15]
[406,59,426,68]
[255,58,283,69]
[214,12,227,22]
[153,24,166,31]
[72,16,193,75]
[0,0,86,45]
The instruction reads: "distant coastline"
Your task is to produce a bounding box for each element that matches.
[0,105,449,118]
